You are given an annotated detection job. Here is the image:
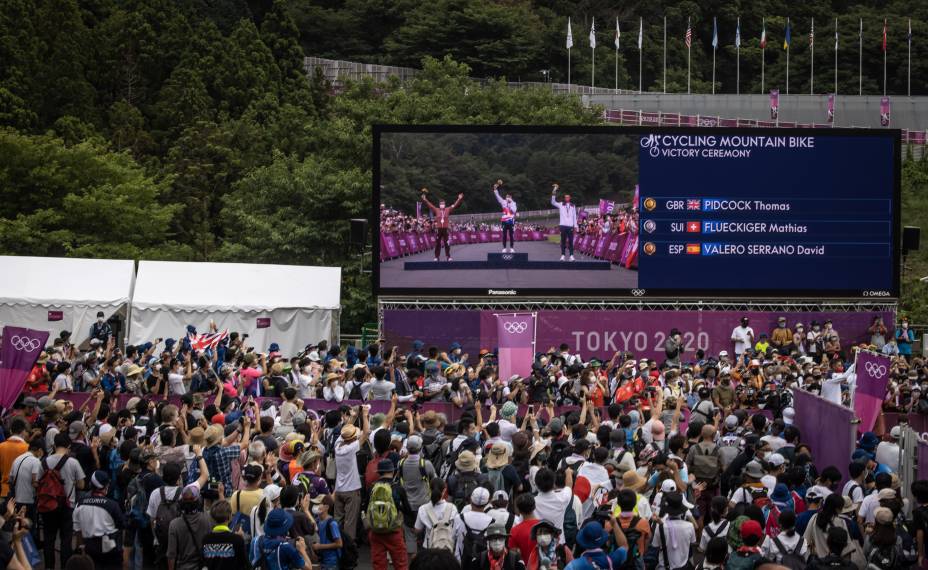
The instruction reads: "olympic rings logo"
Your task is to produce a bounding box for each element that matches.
[10,336,41,352]
[864,361,887,378]
[504,322,528,334]
[631,289,646,297]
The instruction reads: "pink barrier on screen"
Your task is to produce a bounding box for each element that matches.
[379,229,552,261]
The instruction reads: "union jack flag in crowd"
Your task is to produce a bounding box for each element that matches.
[188,329,229,351]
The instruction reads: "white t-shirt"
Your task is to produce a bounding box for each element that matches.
[875,441,900,472]
[841,480,867,504]
[497,418,519,442]
[296,374,315,399]
[54,373,73,391]
[9,453,41,504]
[699,520,730,552]
[457,510,494,558]
[760,434,787,452]
[858,491,881,524]
[651,518,697,570]
[731,326,755,355]
[334,438,362,493]
[147,485,184,520]
[761,530,808,563]
[168,373,187,396]
[533,487,573,535]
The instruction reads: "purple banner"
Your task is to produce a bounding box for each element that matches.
[383,234,399,258]
[256,317,271,329]
[854,351,892,432]
[384,309,894,362]
[496,313,536,382]
[827,94,835,123]
[770,90,779,120]
[792,388,856,486]
[47,311,63,322]
[0,326,50,409]
[880,97,891,127]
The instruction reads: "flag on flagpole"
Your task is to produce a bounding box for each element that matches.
[685,18,692,48]
[736,17,741,47]
[567,18,573,49]
[784,19,791,49]
[760,20,767,48]
[712,17,718,48]
[615,17,621,49]
[908,18,912,45]
[590,18,596,48]
[810,19,814,46]
[882,18,887,52]
[835,18,839,50]
[638,17,643,49]
[859,18,863,40]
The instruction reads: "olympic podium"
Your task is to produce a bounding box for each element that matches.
[404,252,611,271]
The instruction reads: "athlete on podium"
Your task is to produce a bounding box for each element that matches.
[493,179,518,253]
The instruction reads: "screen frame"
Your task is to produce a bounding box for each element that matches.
[372,124,901,300]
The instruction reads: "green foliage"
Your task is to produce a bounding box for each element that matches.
[900,158,928,323]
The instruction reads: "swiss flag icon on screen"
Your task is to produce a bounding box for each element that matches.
[686,221,701,233]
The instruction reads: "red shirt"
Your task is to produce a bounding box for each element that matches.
[508,518,539,558]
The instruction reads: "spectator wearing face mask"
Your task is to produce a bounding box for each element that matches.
[896,318,916,359]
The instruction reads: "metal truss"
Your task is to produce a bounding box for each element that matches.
[378,299,898,312]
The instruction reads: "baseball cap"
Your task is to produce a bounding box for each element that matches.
[767,453,786,468]
[470,487,490,507]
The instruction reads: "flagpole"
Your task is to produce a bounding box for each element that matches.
[663,16,667,93]
[811,18,814,95]
[835,17,838,95]
[908,18,912,97]
[883,19,887,96]
[786,18,790,95]
[568,48,571,92]
[615,44,618,92]
[639,17,644,92]
[736,17,740,95]
[761,18,765,94]
[859,18,862,95]
[592,47,595,89]
[686,18,693,95]
[712,17,717,95]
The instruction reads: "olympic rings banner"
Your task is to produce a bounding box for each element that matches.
[854,350,892,432]
[0,326,50,410]
[496,313,536,384]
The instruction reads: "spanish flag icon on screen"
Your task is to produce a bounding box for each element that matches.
[686,243,701,255]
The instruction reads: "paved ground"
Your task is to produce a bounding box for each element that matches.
[381,239,638,289]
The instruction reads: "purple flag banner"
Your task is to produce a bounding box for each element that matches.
[880,96,891,126]
[827,94,835,123]
[496,313,536,383]
[256,317,271,329]
[854,350,892,432]
[770,89,779,119]
[792,388,857,486]
[0,326,50,409]
[47,311,63,322]
[599,199,616,215]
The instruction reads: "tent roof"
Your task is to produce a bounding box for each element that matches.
[0,256,135,306]
[133,261,341,312]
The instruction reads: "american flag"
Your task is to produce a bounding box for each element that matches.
[685,18,692,48]
[188,330,228,351]
[686,199,701,210]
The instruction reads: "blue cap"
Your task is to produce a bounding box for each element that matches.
[264,508,294,536]
[860,432,879,452]
[165,338,176,349]
[269,343,280,353]
[412,340,424,350]
[186,325,196,334]
[576,521,608,550]
[450,342,461,350]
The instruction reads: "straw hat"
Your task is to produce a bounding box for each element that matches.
[486,442,510,469]
[340,424,359,442]
[205,424,224,447]
[621,470,647,492]
[455,450,478,472]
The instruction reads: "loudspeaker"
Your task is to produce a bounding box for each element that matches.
[349,219,368,247]
[903,226,921,252]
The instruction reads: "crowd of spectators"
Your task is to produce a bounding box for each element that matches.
[0,312,924,570]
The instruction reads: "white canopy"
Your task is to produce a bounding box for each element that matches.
[0,256,136,345]
[130,261,340,355]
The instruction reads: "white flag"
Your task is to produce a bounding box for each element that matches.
[638,17,643,49]
[615,17,621,49]
[567,18,573,49]
[590,18,596,49]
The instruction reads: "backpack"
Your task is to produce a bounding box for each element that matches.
[324,427,340,480]
[337,528,359,570]
[772,536,806,570]
[866,544,896,570]
[36,456,69,513]
[486,466,506,494]
[426,504,457,552]
[422,431,446,469]
[347,381,363,401]
[618,516,643,570]
[704,520,729,542]
[726,551,762,570]
[548,439,571,471]
[107,448,126,501]
[732,485,770,518]
[562,494,579,547]
[895,522,919,567]
[230,491,253,538]
[367,481,401,533]
[452,472,482,511]
[439,441,464,480]
[127,472,154,528]
[689,443,721,482]
[459,514,489,570]
[153,487,183,548]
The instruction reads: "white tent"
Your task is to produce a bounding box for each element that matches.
[0,256,136,346]
[130,261,340,355]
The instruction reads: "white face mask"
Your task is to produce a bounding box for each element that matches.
[536,534,553,547]
[97,318,104,323]
[488,538,506,553]
[762,451,771,460]
[311,505,322,515]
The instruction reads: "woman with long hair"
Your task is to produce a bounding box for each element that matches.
[804,494,866,568]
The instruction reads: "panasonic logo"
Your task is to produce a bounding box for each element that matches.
[488,289,517,296]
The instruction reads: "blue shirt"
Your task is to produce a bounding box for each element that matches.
[317,517,342,566]
[796,508,819,536]
[251,536,305,570]
[564,547,627,570]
